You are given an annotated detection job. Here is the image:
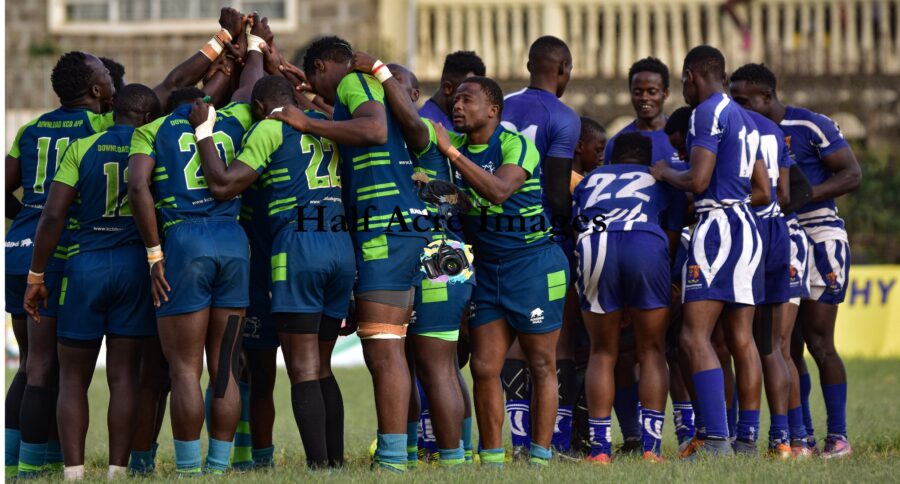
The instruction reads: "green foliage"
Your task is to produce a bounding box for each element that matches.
[840,142,900,263]
[28,40,59,58]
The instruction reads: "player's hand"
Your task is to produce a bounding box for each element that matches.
[280,61,311,90]
[339,300,358,336]
[431,120,453,154]
[203,55,234,84]
[261,42,282,75]
[150,260,171,308]
[249,13,275,46]
[218,7,245,39]
[188,99,213,129]
[350,51,377,74]
[22,283,48,323]
[650,159,670,181]
[268,104,311,131]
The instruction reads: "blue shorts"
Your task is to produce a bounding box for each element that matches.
[757,216,791,305]
[243,232,277,350]
[354,234,429,293]
[271,228,355,319]
[409,277,474,335]
[5,271,63,318]
[577,230,670,314]
[470,244,569,334]
[806,238,850,305]
[683,205,764,305]
[787,217,810,301]
[58,245,156,340]
[157,217,250,317]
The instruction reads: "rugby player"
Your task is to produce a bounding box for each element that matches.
[23,83,161,480]
[270,36,431,473]
[430,75,570,466]
[573,132,687,463]
[419,51,486,130]
[500,35,581,456]
[650,45,771,457]
[572,117,606,177]
[726,63,861,458]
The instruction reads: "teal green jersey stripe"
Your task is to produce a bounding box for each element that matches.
[260,167,289,180]
[152,174,169,182]
[357,189,401,201]
[524,228,550,243]
[353,159,391,170]
[268,204,298,216]
[357,182,397,193]
[352,151,390,163]
[267,196,297,208]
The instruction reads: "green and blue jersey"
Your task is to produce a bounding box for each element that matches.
[128,102,253,232]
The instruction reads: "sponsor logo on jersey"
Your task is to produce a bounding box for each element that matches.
[5,238,33,248]
[483,161,496,174]
[687,264,701,284]
[529,307,544,324]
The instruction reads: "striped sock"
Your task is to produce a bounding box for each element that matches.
[406,421,419,468]
[479,447,505,467]
[438,446,465,467]
[673,401,696,444]
[17,441,46,477]
[461,417,474,462]
[232,382,253,470]
[374,433,407,473]
[588,417,612,457]
[5,429,21,478]
[641,409,665,455]
[44,440,63,471]
[173,439,202,476]
[528,442,551,466]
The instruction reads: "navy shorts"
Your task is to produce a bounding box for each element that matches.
[577,230,671,314]
[806,238,850,305]
[156,217,250,317]
[409,276,474,336]
[354,234,429,293]
[271,228,355,319]
[243,232,277,350]
[470,244,569,334]
[757,216,791,305]
[787,217,811,301]
[6,271,63,319]
[58,245,156,340]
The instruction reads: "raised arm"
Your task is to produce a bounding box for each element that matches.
[231,14,273,104]
[188,100,260,200]
[202,55,237,108]
[270,102,387,147]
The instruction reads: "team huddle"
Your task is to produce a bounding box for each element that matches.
[4,6,862,479]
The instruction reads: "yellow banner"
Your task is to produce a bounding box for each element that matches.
[834,265,900,358]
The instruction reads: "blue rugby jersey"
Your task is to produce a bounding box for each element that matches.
[603,120,682,166]
[6,107,114,273]
[418,98,454,131]
[686,92,760,212]
[780,106,850,241]
[128,102,253,232]
[746,110,793,219]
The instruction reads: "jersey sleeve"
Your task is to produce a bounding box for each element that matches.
[688,102,722,155]
[448,130,466,149]
[53,140,83,188]
[219,102,254,131]
[501,132,540,177]
[337,73,385,114]
[546,107,580,159]
[809,112,850,158]
[7,118,37,159]
[414,118,439,158]
[87,111,115,134]
[778,137,794,168]
[236,120,283,174]
[129,116,165,159]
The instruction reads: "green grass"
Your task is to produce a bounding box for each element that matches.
[7,358,900,482]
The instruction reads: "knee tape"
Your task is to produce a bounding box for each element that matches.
[214,315,242,398]
[357,322,408,340]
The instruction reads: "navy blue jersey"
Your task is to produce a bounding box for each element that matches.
[573,164,686,242]
[746,110,793,219]
[687,93,760,212]
[604,121,681,166]
[418,98,453,131]
[53,124,141,253]
[780,106,850,238]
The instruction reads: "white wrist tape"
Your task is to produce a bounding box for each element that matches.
[147,245,163,269]
[247,33,266,53]
[193,105,217,141]
[371,60,393,83]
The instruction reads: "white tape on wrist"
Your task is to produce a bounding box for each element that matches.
[194,105,217,141]
[371,60,393,83]
[147,245,164,269]
[247,33,266,53]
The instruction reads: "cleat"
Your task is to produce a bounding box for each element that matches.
[642,451,664,463]
[615,439,642,456]
[372,461,406,474]
[791,445,814,460]
[684,439,734,461]
[767,443,792,460]
[805,435,819,455]
[732,439,757,456]
[679,436,704,458]
[585,453,611,465]
[511,446,529,462]
[821,435,852,459]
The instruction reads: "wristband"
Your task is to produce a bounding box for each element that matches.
[371,60,393,83]
[194,105,217,141]
[446,146,462,163]
[26,270,44,285]
[246,33,266,53]
[147,245,164,269]
[199,28,233,61]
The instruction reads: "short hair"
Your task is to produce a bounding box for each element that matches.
[579,116,605,139]
[114,83,161,120]
[664,106,694,135]
[684,45,726,80]
[302,36,353,77]
[251,75,295,105]
[387,63,419,90]
[459,76,504,114]
[730,63,777,91]
[528,36,571,65]
[442,51,486,79]
[628,57,669,90]
[51,52,95,102]
[166,86,205,113]
[610,132,652,166]
[100,57,126,91]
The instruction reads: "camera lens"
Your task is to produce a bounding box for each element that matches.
[440,256,463,276]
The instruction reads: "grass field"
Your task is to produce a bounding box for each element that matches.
[7,357,900,482]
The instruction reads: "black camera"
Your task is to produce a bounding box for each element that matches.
[421,242,469,279]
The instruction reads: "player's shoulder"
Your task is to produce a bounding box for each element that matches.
[338,72,382,96]
[218,101,254,130]
[781,105,841,135]
[498,124,536,151]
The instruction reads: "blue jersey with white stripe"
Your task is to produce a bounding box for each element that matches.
[572,164,686,241]
[418,98,453,131]
[603,121,681,167]
[747,110,793,219]
[686,93,760,212]
[780,106,849,236]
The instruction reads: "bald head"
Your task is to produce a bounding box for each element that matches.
[526,36,573,97]
[388,63,420,103]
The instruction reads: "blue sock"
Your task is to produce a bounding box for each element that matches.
[438,446,465,467]
[375,433,407,472]
[641,409,665,455]
[672,401,695,443]
[613,383,641,442]
[529,442,551,465]
[769,414,789,445]
[251,446,275,468]
[5,429,21,469]
[692,399,707,439]
[128,450,155,475]
[588,417,612,457]
[406,421,419,464]
[736,410,760,442]
[799,373,815,436]
[205,437,232,474]
[551,405,574,452]
[727,393,738,439]
[788,406,808,441]
[233,382,253,468]
[479,447,505,467]
[45,439,63,467]
[822,383,847,436]
[204,387,213,433]
[18,441,46,476]
[461,417,473,461]
[173,439,202,476]
[420,411,438,456]
[506,399,531,448]
[692,369,728,439]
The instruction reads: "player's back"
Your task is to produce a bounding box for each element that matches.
[746,110,791,219]
[53,125,141,253]
[573,164,684,239]
[687,93,759,212]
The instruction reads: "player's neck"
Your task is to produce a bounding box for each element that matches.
[430,92,449,115]
[468,122,497,145]
[635,115,666,131]
[61,96,103,114]
[528,76,558,97]
[768,101,787,124]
